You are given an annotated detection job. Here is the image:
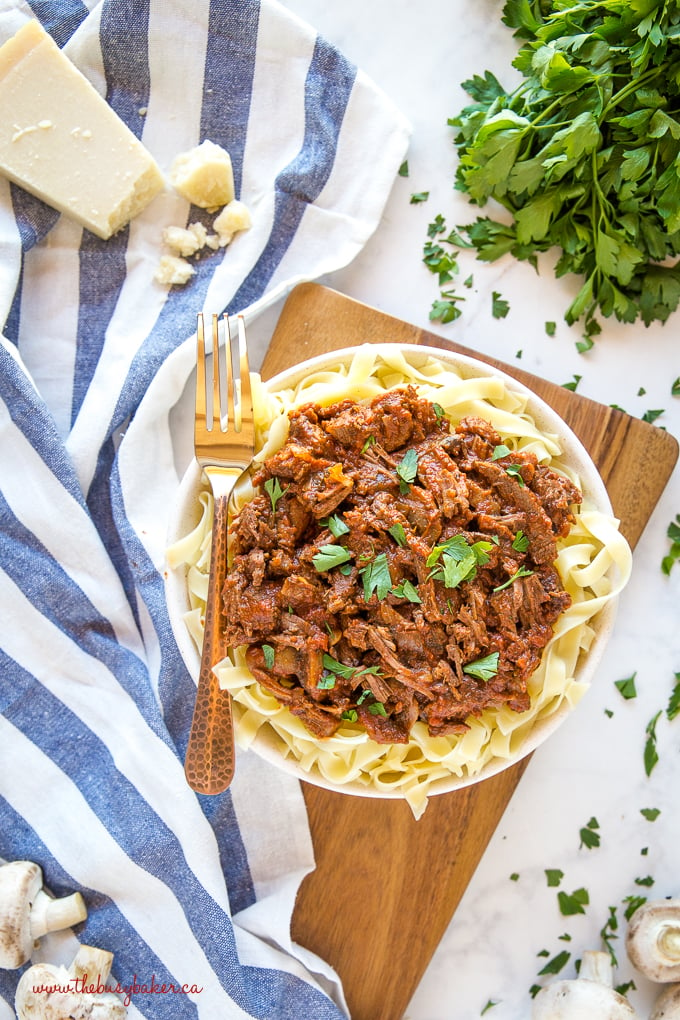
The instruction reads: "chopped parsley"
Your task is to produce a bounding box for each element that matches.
[392,579,422,603]
[511,530,529,553]
[312,544,352,572]
[640,807,660,822]
[463,651,499,682]
[558,888,589,917]
[388,523,408,547]
[644,711,661,776]
[359,553,392,602]
[410,191,429,204]
[323,513,350,538]
[504,463,526,486]
[427,534,493,588]
[579,817,601,850]
[262,644,275,669]
[615,673,637,700]
[661,514,680,574]
[396,448,419,493]
[545,869,563,888]
[491,291,510,319]
[264,476,287,513]
[668,672,680,721]
[493,566,534,592]
[538,950,570,976]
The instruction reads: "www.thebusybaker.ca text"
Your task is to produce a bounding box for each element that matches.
[31,972,204,1007]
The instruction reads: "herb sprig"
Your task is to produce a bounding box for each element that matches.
[450,0,680,329]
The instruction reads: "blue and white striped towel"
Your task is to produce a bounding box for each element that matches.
[0,1,410,1016]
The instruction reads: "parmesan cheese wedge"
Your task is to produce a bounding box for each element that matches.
[0,19,164,239]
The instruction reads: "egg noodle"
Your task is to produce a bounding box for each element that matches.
[167,344,632,818]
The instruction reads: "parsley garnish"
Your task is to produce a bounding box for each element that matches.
[312,544,352,572]
[359,553,392,601]
[368,701,388,717]
[640,807,660,822]
[262,644,275,669]
[361,434,376,454]
[491,291,510,319]
[511,530,529,553]
[410,191,429,204]
[491,444,511,460]
[321,654,382,682]
[396,448,418,494]
[392,579,422,603]
[427,534,492,588]
[323,514,350,538]
[545,869,563,888]
[579,817,600,850]
[504,463,525,486]
[398,160,409,178]
[493,566,534,592]
[615,673,637,700]
[341,709,358,722]
[545,321,556,337]
[264,477,287,513]
[668,672,680,721]
[462,651,499,682]
[558,888,589,917]
[538,950,570,977]
[388,523,408,547]
[644,711,661,776]
[661,514,680,574]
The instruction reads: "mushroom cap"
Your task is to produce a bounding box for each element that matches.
[15,956,128,1019]
[0,861,43,968]
[626,898,680,982]
[651,983,680,1020]
[14,961,81,1020]
[532,978,638,1018]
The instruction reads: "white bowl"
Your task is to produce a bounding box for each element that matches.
[165,343,625,808]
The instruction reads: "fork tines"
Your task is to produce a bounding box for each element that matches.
[196,312,253,440]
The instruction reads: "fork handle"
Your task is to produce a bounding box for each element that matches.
[184,488,235,794]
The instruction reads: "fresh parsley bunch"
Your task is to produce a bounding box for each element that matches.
[451,0,680,330]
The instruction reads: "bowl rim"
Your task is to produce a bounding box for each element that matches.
[165,342,619,800]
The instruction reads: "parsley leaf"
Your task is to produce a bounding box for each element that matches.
[558,888,589,916]
[262,644,275,670]
[511,530,529,553]
[392,579,422,603]
[492,291,510,319]
[493,566,534,592]
[579,817,601,850]
[312,544,352,572]
[615,673,637,700]
[661,514,680,574]
[545,869,563,888]
[463,651,500,681]
[644,711,661,776]
[359,553,392,602]
[323,514,350,538]
[640,807,660,822]
[538,950,570,977]
[668,672,680,721]
[396,448,418,494]
[388,523,408,547]
[264,477,287,513]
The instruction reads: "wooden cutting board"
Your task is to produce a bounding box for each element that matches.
[260,282,679,1020]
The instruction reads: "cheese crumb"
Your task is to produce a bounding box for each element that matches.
[154,254,195,286]
[213,200,252,246]
[169,139,235,210]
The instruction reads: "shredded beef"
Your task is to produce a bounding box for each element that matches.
[222,387,582,744]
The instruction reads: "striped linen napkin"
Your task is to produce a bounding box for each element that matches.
[0,1,410,1017]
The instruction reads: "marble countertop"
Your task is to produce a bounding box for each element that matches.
[253,2,680,1017]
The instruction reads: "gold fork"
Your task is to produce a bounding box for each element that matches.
[184,312,254,795]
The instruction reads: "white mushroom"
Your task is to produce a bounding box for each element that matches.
[15,944,127,1019]
[651,984,680,1019]
[0,861,87,968]
[626,898,680,982]
[532,949,638,1018]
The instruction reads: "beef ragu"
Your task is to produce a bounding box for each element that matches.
[222,386,582,745]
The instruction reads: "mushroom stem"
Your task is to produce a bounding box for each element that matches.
[659,927,680,962]
[651,983,680,1019]
[70,945,115,985]
[30,887,87,939]
[579,949,614,986]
